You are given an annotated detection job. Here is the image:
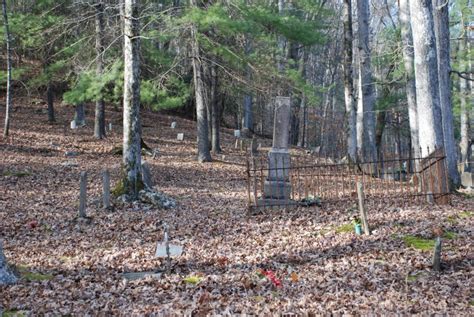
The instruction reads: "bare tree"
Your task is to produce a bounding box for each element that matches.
[459,8,471,172]
[409,0,445,156]
[2,0,12,138]
[343,0,357,162]
[94,0,106,139]
[356,0,376,163]
[432,0,460,186]
[122,0,142,199]
[399,0,420,164]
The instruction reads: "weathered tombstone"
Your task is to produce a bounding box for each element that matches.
[79,171,87,218]
[251,137,258,156]
[109,122,113,132]
[177,133,184,141]
[234,130,241,138]
[0,241,17,285]
[262,97,292,202]
[70,120,77,130]
[171,122,177,129]
[141,161,153,189]
[102,170,111,209]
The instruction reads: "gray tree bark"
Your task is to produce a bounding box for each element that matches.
[399,0,420,163]
[343,0,357,162]
[190,0,211,162]
[409,0,445,156]
[122,0,142,200]
[210,65,221,153]
[2,0,12,138]
[94,1,106,139]
[356,0,376,163]
[242,34,253,136]
[432,0,460,186]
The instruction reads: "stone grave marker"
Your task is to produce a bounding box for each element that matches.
[109,123,112,132]
[70,120,77,130]
[171,122,177,129]
[261,97,292,205]
[177,133,184,141]
[155,223,183,274]
[234,130,241,138]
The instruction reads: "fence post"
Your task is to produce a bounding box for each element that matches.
[356,181,371,235]
[103,169,110,209]
[79,171,87,218]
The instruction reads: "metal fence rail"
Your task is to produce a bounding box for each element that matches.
[246,148,450,212]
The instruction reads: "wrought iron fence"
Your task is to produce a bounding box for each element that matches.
[245,148,450,213]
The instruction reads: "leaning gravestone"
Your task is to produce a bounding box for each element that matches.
[0,241,17,285]
[261,97,292,205]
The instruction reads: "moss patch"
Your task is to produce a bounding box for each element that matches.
[443,231,457,240]
[2,310,29,317]
[459,211,473,218]
[2,170,31,177]
[335,223,354,234]
[403,235,435,251]
[17,266,53,282]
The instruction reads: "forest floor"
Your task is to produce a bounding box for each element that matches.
[0,101,473,315]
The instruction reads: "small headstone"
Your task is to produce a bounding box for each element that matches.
[432,237,442,271]
[61,161,79,167]
[70,120,77,130]
[109,123,113,131]
[234,130,241,138]
[177,133,184,141]
[65,151,78,157]
[141,161,153,189]
[171,122,177,129]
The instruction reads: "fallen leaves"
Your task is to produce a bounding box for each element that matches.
[0,104,473,314]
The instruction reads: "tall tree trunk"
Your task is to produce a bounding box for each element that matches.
[190,0,211,162]
[432,0,460,186]
[399,0,420,164]
[410,0,445,176]
[242,34,253,137]
[356,0,376,163]
[94,1,106,139]
[2,0,12,138]
[343,0,357,162]
[459,14,471,172]
[210,65,221,153]
[122,0,142,200]
[74,103,86,126]
[46,82,55,123]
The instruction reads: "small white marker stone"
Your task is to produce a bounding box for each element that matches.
[171,122,177,129]
[234,130,241,138]
[109,123,113,131]
[177,133,184,141]
[70,120,77,129]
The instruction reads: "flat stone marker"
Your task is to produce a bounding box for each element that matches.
[123,271,162,281]
[171,122,177,129]
[177,133,184,141]
[234,130,241,138]
[70,120,77,130]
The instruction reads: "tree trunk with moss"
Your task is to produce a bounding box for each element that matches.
[122,0,142,200]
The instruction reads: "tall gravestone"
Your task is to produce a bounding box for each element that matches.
[263,97,292,201]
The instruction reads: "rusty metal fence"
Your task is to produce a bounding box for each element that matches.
[245,148,450,212]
